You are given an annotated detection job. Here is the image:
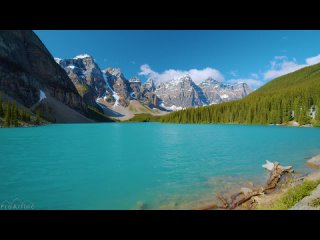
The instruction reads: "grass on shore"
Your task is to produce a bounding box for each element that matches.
[270,180,320,210]
[87,106,116,122]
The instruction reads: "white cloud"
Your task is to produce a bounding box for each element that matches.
[229,70,238,77]
[264,54,320,80]
[138,64,224,84]
[274,56,287,60]
[139,64,159,79]
[250,73,259,79]
[264,59,302,80]
[227,79,264,89]
[306,54,320,65]
[139,53,320,89]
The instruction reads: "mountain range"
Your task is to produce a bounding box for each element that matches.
[1,30,319,126]
[55,54,253,120]
[161,60,320,125]
[0,30,251,124]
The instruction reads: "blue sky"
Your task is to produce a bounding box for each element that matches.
[34,30,320,89]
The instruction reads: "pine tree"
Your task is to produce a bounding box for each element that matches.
[12,103,18,127]
[35,109,41,125]
[4,103,11,127]
[315,106,320,123]
[27,112,31,122]
[0,97,3,117]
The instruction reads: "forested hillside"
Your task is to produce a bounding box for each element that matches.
[0,96,41,127]
[161,63,320,125]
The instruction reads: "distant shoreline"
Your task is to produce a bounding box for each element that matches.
[2,120,320,128]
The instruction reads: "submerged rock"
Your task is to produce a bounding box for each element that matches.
[241,187,253,196]
[135,201,145,210]
[307,154,320,169]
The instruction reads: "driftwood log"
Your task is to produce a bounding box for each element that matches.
[195,161,293,210]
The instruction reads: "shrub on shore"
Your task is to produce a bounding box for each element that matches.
[310,197,320,207]
[271,180,320,210]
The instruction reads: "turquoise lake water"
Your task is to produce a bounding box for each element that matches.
[0,123,320,209]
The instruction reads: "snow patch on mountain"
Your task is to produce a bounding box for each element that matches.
[102,72,121,106]
[112,92,120,107]
[39,90,46,102]
[66,65,76,70]
[160,102,184,111]
[54,57,62,64]
[129,77,141,83]
[73,54,91,59]
[102,72,113,92]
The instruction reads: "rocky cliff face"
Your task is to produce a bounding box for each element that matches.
[56,54,110,107]
[101,69,161,109]
[155,75,207,108]
[232,82,252,98]
[131,77,159,108]
[155,76,253,108]
[0,30,85,112]
[129,77,142,99]
[199,80,253,104]
[104,68,131,107]
[141,78,156,93]
[198,78,223,104]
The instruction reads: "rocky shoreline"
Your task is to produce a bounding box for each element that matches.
[191,156,320,210]
[249,157,320,210]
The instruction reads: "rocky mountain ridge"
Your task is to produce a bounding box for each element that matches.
[56,55,253,114]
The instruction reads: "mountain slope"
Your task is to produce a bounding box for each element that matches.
[161,63,320,125]
[96,68,166,120]
[0,30,84,111]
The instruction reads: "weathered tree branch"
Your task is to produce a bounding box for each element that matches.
[213,161,293,210]
[229,191,262,210]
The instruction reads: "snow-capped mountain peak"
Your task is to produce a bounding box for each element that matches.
[104,67,123,78]
[129,77,141,83]
[173,74,192,82]
[155,75,253,108]
[201,77,221,85]
[73,54,92,59]
[56,54,253,113]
